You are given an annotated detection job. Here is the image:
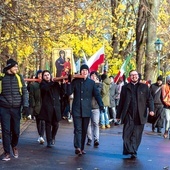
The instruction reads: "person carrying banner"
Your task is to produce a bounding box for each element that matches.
[0,58,29,161]
[67,64,104,155]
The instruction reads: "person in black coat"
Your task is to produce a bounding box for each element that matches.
[29,70,45,144]
[149,75,164,133]
[39,70,62,148]
[67,64,104,155]
[116,70,154,159]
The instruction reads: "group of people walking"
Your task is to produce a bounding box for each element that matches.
[0,58,170,161]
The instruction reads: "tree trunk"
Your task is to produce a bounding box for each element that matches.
[145,0,161,82]
[136,0,148,74]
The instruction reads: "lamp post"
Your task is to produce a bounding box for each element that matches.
[154,39,163,76]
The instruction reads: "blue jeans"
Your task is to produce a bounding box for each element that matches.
[0,107,21,154]
[164,108,170,131]
[100,107,109,126]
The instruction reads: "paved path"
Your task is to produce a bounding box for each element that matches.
[0,120,170,170]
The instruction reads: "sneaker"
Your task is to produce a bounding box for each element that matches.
[47,142,52,148]
[86,139,92,146]
[94,140,99,147]
[101,125,106,129]
[37,137,41,143]
[51,139,55,145]
[114,122,120,126]
[106,124,111,128]
[39,137,45,144]
[12,147,18,158]
[2,153,10,161]
[163,131,168,138]
[68,117,73,123]
[27,115,32,120]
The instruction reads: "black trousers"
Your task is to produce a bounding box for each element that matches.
[35,115,45,137]
[0,107,21,154]
[73,117,90,151]
[45,114,59,145]
[123,114,144,155]
[152,105,164,129]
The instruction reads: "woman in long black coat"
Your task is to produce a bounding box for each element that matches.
[39,70,62,148]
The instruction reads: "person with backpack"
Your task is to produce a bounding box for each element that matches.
[0,58,29,161]
[149,75,164,133]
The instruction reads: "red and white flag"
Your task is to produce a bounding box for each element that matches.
[87,46,105,72]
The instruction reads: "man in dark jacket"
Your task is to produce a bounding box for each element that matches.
[149,75,164,133]
[0,58,29,161]
[67,64,104,155]
[116,70,154,159]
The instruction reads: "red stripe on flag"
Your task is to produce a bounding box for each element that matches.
[89,54,104,72]
[114,71,121,83]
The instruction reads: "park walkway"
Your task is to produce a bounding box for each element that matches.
[0,119,170,170]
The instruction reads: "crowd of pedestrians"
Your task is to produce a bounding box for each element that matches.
[0,58,170,161]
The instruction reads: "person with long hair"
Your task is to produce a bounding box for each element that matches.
[39,70,62,148]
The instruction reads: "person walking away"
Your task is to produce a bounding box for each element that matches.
[108,76,119,125]
[116,70,154,159]
[39,70,62,148]
[0,58,29,161]
[162,75,170,138]
[29,70,45,144]
[67,64,104,155]
[100,74,111,129]
[149,75,164,133]
[86,71,102,147]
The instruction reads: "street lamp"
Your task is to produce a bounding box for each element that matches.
[154,38,163,76]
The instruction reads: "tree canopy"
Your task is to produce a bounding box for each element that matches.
[0,0,169,80]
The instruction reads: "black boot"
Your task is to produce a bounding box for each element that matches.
[157,128,162,133]
[152,124,155,132]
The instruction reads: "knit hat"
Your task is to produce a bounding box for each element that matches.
[4,58,18,70]
[80,64,89,72]
[90,71,99,79]
[101,74,107,81]
[35,70,43,78]
[157,75,163,81]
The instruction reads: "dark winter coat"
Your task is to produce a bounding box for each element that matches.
[150,83,163,105]
[29,81,41,115]
[39,80,62,122]
[109,82,119,107]
[67,77,103,117]
[0,73,29,108]
[116,82,154,124]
